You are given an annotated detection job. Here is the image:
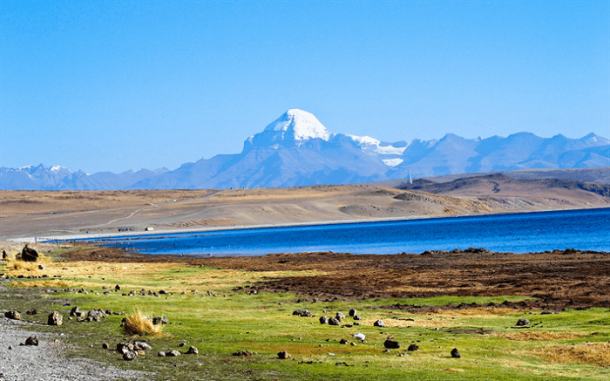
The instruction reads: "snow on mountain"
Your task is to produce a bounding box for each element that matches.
[2,110,609,190]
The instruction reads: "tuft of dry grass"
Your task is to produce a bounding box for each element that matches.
[533,342,610,367]
[428,307,527,317]
[498,331,588,341]
[123,310,163,336]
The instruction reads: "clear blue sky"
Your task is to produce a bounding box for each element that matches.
[2,1,609,173]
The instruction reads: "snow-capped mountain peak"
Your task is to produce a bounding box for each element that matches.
[263,109,331,142]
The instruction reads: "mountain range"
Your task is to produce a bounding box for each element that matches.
[2,109,609,190]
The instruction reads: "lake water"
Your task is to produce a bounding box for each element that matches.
[80,208,610,256]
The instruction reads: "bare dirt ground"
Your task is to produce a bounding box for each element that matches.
[54,245,610,312]
[2,180,608,240]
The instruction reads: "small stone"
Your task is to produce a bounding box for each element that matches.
[277,351,291,360]
[319,315,329,324]
[232,350,253,357]
[178,342,186,347]
[47,311,62,326]
[353,315,362,321]
[407,344,419,351]
[374,319,385,328]
[451,348,461,358]
[336,312,345,321]
[384,340,400,349]
[328,317,340,326]
[339,339,348,345]
[123,351,136,361]
[186,346,199,354]
[38,264,45,270]
[4,311,20,320]
[167,350,181,357]
[102,343,109,349]
[115,285,121,291]
[135,341,152,351]
[516,319,530,326]
[25,336,39,346]
[348,309,357,317]
[158,351,166,357]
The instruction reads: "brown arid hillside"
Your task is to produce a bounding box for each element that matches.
[1,176,609,240]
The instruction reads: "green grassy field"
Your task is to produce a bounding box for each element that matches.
[1,248,609,380]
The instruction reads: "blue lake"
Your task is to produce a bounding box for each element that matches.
[77,208,610,256]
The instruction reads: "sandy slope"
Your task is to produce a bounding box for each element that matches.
[1,177,609,241]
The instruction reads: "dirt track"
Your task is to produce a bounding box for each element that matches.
[59,246,610,311]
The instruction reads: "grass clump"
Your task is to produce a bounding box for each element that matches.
[122,309,163,336]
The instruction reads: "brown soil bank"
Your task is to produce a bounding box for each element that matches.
[60,246,610,311]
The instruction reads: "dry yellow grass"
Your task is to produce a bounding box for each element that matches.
[498,331,588,341]
[533,342,610,367]
[428,307,527,317]
[361,318,460,328]
[123,310,164,336]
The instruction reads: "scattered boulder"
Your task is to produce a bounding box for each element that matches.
[47,311,62,326]
[336,312,345,321]
[277,351,291,360]
[116,343,134,354]
[114,285,121,291]
[38,265,45,270]
[102,343,109,349]
[374,319,386,328]
[5,311,21,320]
[353,315,362,321]
[25,336,39,346]
[293,309,314,317]
[348,309,357,317]
[167,350,181,357]
[516,319,530,326]
[384,340,400,349]
[328,318,340,326]
[123,351,136,361]
[339,339,348,345]
[21,245,39,262]
[158,351,166,357]
[152,316,169,325]
[70,307,81,317]
[451,348,461,358]
[186,346,199,354]
[233,350,253,357]
[135,341,152,351]
[407,344,419,351]
[319,315,329,324]
[26,309,37,315]
[2,250,9,259]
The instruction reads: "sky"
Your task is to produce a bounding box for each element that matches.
[1,1,609,173]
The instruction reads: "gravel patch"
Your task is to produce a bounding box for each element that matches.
[0,317,151,381]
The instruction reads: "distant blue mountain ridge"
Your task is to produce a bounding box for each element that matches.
[2,109,609,190]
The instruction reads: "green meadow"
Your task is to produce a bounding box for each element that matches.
[1,248,609,380]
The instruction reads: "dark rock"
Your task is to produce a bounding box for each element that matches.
[25,336,39,346]
[407,344,419,351]
[135,341,152,351]
[353,315,362,321]
[374,319,385,328]
[319,315,329,324]
[167,350,181,357]
[102,343,109,349]
[339,339,348,344]
[2,250,9,259]
[293,309,314,317]
[186,346,199,354]
[277,351,291,360]
[384,340,400,349]
[69,307,81,317]
[38,265,45,270]
[178,342,186,347]
[233,350,253,357]
[451,348,461,358]
[5,311,21,320]
[328,317,340,326]
[159,290,168,295]
[47,311,62,326]
[336,312,345,321]
[123,351,136,361]
[21,245,38,262]
[516,319,530,326]
[348,309,357,317]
